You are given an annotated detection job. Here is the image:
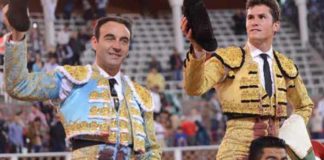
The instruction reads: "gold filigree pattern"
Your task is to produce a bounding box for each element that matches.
[134,137,145,152]
[64,121,109,137]
[133,82,153,110]
[89,90,110,101]
[97,78,109,87]
[216,46,243,69]
[120,132,129,145]
[63,65,90,82]
[274,52,298,78]
[89,106,114,117]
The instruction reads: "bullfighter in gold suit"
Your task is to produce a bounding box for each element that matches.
[181,0,313,159]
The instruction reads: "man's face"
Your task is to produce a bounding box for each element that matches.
[260,148,288,160]
[246,5,280,43]
[92,21,130,72]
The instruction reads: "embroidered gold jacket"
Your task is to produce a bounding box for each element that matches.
[4,40,161,159]
[184,46,313,123]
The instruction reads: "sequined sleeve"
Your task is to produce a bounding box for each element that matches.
[183,52,226,96]
[286,75,314,123]
[141,111,162,160]
[4,40,62,101]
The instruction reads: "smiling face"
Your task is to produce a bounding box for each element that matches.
[246,4,280,46]
[92,21,130,76]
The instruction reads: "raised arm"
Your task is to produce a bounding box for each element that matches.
[4,36,62,101]
[181,17,226,96]
[3,3,62,101]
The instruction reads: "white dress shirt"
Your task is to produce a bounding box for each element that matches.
[97,65,124,100]
[248,42,275,93]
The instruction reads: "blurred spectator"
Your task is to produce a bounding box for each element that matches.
[146,67,166,93]
[232,10,246,35]
[57,44,74,65]
[181,116,197,146]
[310,108,323,139]
[154,116,166,148]
[189,108,202,123]
[96,0,109,18]
[27,105,48,128]
[210,110,225,144]
[69,31,85,65]
[29,26,43,54]
[63,0,74,20]
[82,0,94,21]
[318,96,324,116]
[195,121,210,145]
[32,53,44,72]
[169,49,183,81]
[43,54,59,72]
[174,126,188,147]
[57,25,70,46]
[0,32,9,65]
[49,114,66,152]
[26,117,44,153]
[27,52,35,72]
[152,91,162,114]
[8,114,24,153]
[148,55,162,72]
[0,112,8,153]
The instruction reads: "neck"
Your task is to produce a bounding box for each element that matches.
[249,39,272,52]
[97,63,120,76]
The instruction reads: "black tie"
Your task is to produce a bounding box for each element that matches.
[260,54,272,96]
[109,78,120,111]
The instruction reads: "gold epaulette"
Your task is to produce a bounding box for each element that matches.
[57,65,92,84]
[274,51,299,79]
[214,46,245,69]
[124,76,153,112]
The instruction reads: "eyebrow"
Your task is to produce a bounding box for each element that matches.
[247,13,267,17]
[103,33,129,41]
[103,33,115,39]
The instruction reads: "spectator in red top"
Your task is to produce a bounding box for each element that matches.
[181,116,197,146]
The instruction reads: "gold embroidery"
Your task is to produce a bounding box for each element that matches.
[120,132,129,144]
[97,78,109,86]
[133,122,144,133]
[63,65,90,81]
[216,47,243,69]
[64,121,109,137]
[108,132,117,143]
[130,107,141,116]
[274,52,298,78]
[89,90,109,100]
[89,106,114,117]
[134,137,145,152]
[133,82,153,110]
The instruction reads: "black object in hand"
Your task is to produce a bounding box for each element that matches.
[6,0,30,32]
[183,0,217,52]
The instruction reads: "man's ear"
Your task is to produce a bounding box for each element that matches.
[273,21,280,33]
[91,36,97,51]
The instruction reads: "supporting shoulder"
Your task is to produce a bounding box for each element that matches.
[214,46,245,69]
[124,76,154,112]
[274,51,298,79]
[56,65,92,84]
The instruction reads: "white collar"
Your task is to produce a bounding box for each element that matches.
[248,42,274,59]
[96,64,122,85]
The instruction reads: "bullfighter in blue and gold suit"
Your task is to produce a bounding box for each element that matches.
[2,2,161,158]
